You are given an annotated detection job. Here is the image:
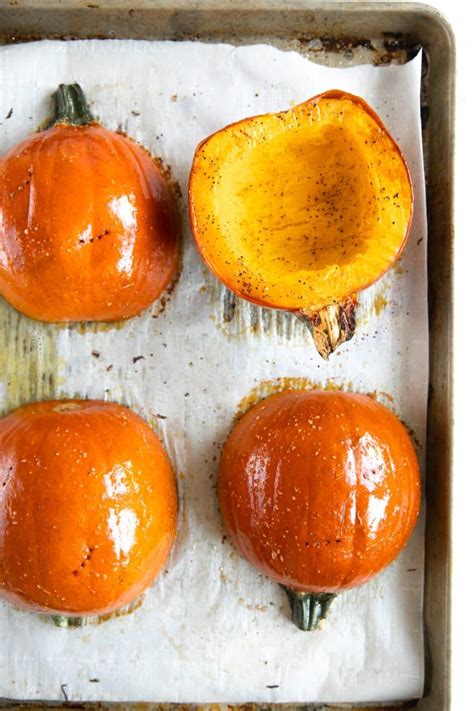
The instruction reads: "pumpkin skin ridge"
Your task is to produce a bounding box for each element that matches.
[0,98,181,323]
[188,89,414,314]
[0,399,178,616]
[234,396,302,585]
[218,390,421,594]
[103,128,180,296]
[108,124,183,304]
[220,393,361,592]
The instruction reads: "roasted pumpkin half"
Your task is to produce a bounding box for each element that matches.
[189,91,413,357]
[219,390,420,630]
[0,400,177,617]
[0,84,180,322]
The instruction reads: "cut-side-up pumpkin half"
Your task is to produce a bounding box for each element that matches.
[189,91,413,358]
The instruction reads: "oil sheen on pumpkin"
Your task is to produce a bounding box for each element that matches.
[0,123,180,322]
[0,400,177,616]
[189,91,413,313]
[219,390,420,593]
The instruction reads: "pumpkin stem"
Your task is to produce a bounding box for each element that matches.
[52,615,87,628]
[50,597,143,627]
[297,295,358,359]
[48,84,95,127]
[281,586,337,631]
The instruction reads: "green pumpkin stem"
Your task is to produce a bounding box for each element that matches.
[47,84,95,128]
[52,614,87,628]
[281,586,337,631]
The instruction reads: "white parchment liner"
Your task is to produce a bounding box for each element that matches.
[0,40,427,703]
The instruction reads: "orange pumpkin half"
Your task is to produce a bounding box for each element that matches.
[0,84,180,322]
[189,91,413,358]
[0,400,177,617]
[218,390,420,630]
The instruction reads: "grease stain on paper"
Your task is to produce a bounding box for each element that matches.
[234,377,353,422]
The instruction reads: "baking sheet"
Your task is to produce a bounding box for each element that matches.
[0,40,428,704]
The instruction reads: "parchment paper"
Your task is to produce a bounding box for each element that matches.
[0,40,428,704]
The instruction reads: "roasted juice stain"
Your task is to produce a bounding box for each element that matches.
[0,299,61,415]
[203,268,311,344]
[234,377,352,422]
[373,292,389,316]
[238,597,268,613]
[357,276,391,327]
[61,319,127,334]
[393,260,406,276]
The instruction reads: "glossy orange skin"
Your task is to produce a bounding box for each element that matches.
[0,124,180,322]
[0,400,177,616]
[219,390,420,593]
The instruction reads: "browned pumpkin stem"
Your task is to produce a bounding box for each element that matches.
[47,83,95,128]
[297,295,358,359]
[281,586,337,631]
